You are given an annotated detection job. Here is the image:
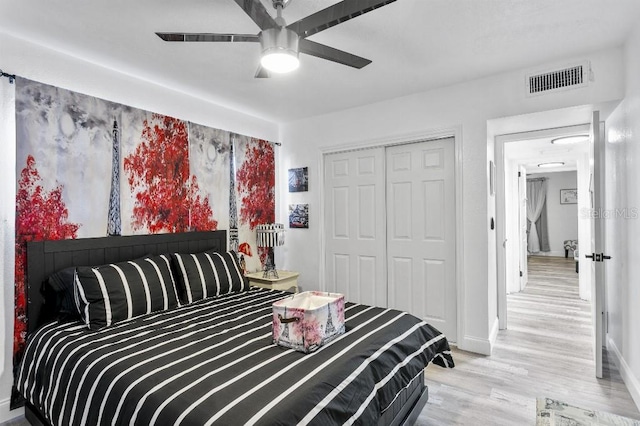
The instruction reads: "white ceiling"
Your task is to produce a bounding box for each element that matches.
[2,0,640,124]
[504,131,590,175]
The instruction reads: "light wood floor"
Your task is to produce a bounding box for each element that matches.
[417,256,640,425]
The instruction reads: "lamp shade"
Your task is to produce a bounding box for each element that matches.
[256,223,285,247]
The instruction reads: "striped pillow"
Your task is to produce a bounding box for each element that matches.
[172,250,248,304]
[74,254,180,330]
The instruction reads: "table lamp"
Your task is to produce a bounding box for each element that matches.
[256,223,285,279]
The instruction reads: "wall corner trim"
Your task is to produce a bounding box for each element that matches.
[607,337,640,411]
[458,334,492,356]
[457,317,499,356]
[489,316,500,349]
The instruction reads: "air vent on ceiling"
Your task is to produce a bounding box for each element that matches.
[526,61,590,96]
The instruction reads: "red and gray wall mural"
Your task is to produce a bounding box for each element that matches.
[13,78,275,397]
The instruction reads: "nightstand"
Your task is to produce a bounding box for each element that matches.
[245,270,299,293]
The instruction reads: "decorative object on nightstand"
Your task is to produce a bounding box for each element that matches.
[238,242,252,275]
[256,223,285,279]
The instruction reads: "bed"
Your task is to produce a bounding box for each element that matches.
[17,230,454,426]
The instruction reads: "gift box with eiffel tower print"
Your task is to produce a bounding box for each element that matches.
[272,291,345,353]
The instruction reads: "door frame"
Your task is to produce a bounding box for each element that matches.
[517,164,528,292]
[590,111,606,377]
[318,126,464,345]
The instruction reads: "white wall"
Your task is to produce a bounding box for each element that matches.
[532,172,579,257]
[279,47,624,356]
[604,22,640,410]
[0,33,279,422]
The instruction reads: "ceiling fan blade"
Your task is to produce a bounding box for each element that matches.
[156,33,260,42]
[233,0,277,30]
[254,65,271,79]
[299,39,371,69]
[288,0,397,38]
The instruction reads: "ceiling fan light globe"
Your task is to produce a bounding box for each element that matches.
[259,27,300,74]
[261,51,300,73]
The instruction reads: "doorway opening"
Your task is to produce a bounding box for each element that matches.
[502,131,591,300]
[496,123,595,370]
[494,105,617,381]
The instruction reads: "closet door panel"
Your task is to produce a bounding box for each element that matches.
[324,148,386,307]
[386,138,456,341]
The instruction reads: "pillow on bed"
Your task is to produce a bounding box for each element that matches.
[74,254,180,330]
[47,267,82,321]
[48,255,154,322]
[172,250,248,304]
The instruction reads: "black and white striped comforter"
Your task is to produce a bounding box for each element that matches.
[17,288,454,426]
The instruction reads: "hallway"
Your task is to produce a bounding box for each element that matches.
[419,256,640,425]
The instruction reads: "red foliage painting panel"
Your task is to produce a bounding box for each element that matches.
[14,155,80,359]
[236,138,275,229]
[236,138,275,269]
[123,113,217,233]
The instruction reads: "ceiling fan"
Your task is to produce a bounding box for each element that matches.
[156,0,397,78]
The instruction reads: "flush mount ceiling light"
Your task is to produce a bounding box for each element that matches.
[538,162,565,168]
[551,135,589,145]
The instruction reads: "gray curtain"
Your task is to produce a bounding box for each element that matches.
[526,178,550,253]
[535,199,551,252]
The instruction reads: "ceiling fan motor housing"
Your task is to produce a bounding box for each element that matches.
[260,27,299,58]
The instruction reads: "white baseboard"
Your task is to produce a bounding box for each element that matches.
[456,318,500,356]
[0,397,24,423]
[607,337,640,411]
[458,334,492,356]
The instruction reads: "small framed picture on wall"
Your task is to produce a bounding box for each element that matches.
[288,167,308,192]
[560,188,578,204]
[289,204,309,229]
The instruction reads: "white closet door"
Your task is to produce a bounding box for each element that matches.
[386,138,456,340]
[324,148,387,307]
